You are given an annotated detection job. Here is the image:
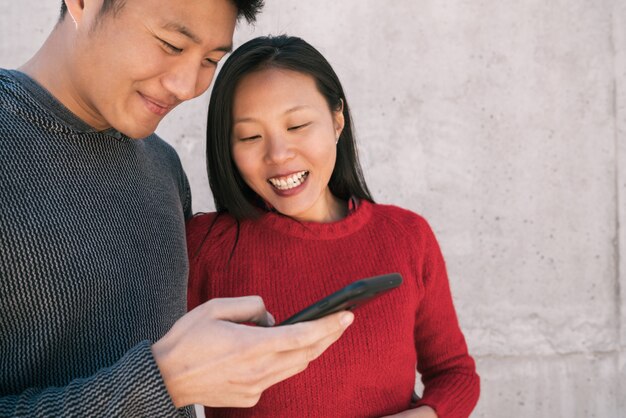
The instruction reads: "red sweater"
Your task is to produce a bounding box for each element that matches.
[187,200,479,418]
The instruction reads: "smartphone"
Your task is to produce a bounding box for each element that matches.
[279,273,403,325]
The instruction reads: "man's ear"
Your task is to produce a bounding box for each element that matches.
[334,99,345,142]
[64,0,87,26]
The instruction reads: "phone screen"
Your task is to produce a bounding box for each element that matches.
[279,273,403,325]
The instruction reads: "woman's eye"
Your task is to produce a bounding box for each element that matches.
[239,135,261,142]
[160,39,183,54]
[288,122,311,131]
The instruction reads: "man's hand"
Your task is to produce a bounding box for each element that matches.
[381,406,438,418]
[152,296,354,408]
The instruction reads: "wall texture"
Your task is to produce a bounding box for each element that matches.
[1,1,623,417]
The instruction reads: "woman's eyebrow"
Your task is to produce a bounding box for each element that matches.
[234,105,314,124]
[284,105,311,115]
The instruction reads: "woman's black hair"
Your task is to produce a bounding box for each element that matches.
[206,34,374,220]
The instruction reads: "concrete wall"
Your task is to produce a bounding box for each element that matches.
[1,1,623,416]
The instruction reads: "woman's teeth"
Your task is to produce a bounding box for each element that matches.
[268,171,309,190]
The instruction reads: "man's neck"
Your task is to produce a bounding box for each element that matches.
[19,21,110,131]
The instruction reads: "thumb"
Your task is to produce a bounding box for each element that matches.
[204,296,275,326]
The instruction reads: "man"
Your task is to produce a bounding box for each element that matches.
[0,0,354,416]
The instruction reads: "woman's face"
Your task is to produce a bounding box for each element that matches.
[231,67,345,223]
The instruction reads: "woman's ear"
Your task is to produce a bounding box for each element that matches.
[333,99,345,143]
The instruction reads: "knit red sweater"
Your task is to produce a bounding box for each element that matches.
[187,200,479,418]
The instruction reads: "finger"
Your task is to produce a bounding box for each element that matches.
[260,312,276,327]
[204,296,274,325]
[269,311,354,352]
[297,326,347,364]
[254,328,348,390]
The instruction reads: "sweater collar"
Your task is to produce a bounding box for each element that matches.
[253,198,373,240]
[5,69,129,140]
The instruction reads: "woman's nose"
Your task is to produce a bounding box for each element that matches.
[264,133,296,165]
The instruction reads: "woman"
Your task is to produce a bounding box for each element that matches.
[187,35,480,418]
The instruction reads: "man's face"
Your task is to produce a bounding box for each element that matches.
[66,0,237,138]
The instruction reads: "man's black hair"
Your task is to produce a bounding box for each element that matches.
[59,0,264,23]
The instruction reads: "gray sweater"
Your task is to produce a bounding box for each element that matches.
[0,69,193,417]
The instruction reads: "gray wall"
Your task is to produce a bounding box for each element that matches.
[1,1,624,417]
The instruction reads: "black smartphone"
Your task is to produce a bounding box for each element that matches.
[279,273,403,325]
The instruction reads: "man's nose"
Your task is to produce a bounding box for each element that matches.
[162,59,214,102]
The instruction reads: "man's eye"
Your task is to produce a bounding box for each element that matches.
[160,39,183,54]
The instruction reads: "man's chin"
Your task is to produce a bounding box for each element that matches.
[126,132,154,140]
[116,123,159,140]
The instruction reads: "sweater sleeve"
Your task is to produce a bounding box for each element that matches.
[412,219,480,418]
[181,173,193,221]
[0,341,190,418]
[186,213,221,311]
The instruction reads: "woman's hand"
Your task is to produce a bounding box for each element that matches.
[381,405,438,418]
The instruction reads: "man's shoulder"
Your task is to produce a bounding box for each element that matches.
[0,69,42,137]
[142,133,186,169]
[0,68,47,126]
[0,68,15,84]
[0,69,23,103]
[0,69,29,98]
[144,132,177,152]
[141,134,191,214]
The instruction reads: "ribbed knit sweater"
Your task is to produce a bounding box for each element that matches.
[0,69,193,417]
[187,200,480,418]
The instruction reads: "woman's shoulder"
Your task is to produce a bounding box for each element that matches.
[186,211,238,253]
[367,202,443,259]
[367,201,432,232]
[187,211,219,229]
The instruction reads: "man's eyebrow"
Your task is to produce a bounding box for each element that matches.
[160,21,233,52]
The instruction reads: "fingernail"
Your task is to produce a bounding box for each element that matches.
[340,312,354,327]
[268,313,276,327]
